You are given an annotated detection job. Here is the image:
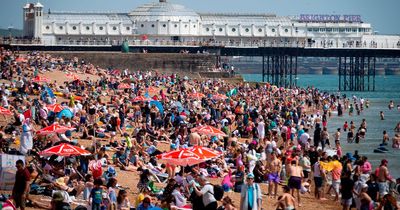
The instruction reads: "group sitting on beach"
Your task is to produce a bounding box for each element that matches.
[0,47,399,210]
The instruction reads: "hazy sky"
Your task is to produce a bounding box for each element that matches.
[1,0,399,34]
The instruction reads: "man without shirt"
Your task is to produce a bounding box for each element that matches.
[267,152,282,199]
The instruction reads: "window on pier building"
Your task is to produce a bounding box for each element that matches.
[307,28,312,32]
[319,28,325,32]
[326,28,332,32]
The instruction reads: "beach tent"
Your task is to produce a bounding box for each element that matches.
[57,109,74,119]
[40,86,55,101]
[150,101,164,116]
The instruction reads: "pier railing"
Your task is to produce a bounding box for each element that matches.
[1,38,400,50]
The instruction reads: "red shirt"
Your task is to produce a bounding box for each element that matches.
[12,168,31,195]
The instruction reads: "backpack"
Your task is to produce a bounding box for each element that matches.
[208,184,224,201]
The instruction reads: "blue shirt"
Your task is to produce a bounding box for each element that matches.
[248,185,254,208]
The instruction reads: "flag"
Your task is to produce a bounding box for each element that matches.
[226,88,238,97]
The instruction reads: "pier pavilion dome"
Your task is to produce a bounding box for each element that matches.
[129,0,201,37]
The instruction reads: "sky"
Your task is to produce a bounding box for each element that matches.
[1,0,399,34]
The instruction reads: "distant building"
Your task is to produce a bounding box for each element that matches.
[22,0,399,48]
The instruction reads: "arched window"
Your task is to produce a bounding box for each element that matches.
[219,28,223,32]
[284,29,288,33]
[151,24,155,28]
[258,28,262,32]
[113,26,117,31]
[86,26,90,30]
[59,26,63,30]
[206,28,210,32]
[45,26,50,30]
[99,26,104,30]
[72,26,77,30]
[174,24,178,28]
[245,28,249,32]
[271,28,276,32]
[126,27,130,31]
[162,24,166,28]
[232,28,236,32]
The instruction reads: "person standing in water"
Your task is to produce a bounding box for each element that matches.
[382,131,389,146]
[380,111,385,120]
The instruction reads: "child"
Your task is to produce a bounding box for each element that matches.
[89,178,103,210]
[343,121,348,132]
[336,141,342,157]
[300,180,312,194]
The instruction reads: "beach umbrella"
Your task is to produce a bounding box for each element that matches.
[39,143,91,157]
[109,69,121,75]
[156,148,206,166]
[118,83,131,89]
[146,86,158,93]
[15,57,28,63]
[32,75,50,83]
[46,104,64,113]
[0,107,13,116]
[131,96,151,102]
[189,146,222,160]
[191,125,227,137]
[36,123,76,135]
[187,93,205,100]
[65,73,80,81]
[212,93,228,100]
[57,109,74,119]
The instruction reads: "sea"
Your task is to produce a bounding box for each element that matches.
[242,74,400,178]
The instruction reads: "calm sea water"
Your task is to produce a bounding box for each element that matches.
[242,74,400,177]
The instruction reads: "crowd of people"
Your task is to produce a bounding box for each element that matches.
[0,47,399,210]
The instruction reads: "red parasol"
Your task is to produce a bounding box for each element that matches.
[189,146,222,160]
[131,96,151,102]
[0,106,13,116]
[118,83,131,89]
[156,146,221,166]
[32,75,50,83]
[146,86,158,93]
[156,148,205,166]
[212,94,228,100]
[187,93,205,100]
[66,73,80,81]
[36,123,76,135]
[15,57,28,63]
[191,125,227,137]
[39,143,91,157]
[46,104,64,113]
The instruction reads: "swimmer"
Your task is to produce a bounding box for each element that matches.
[380,111,385,120]
[382,130,389,146]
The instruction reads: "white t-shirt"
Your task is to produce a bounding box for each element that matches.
[299,132,310,145]
[201,184,216,206]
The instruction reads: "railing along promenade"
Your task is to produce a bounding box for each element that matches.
[1,38,400,50]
